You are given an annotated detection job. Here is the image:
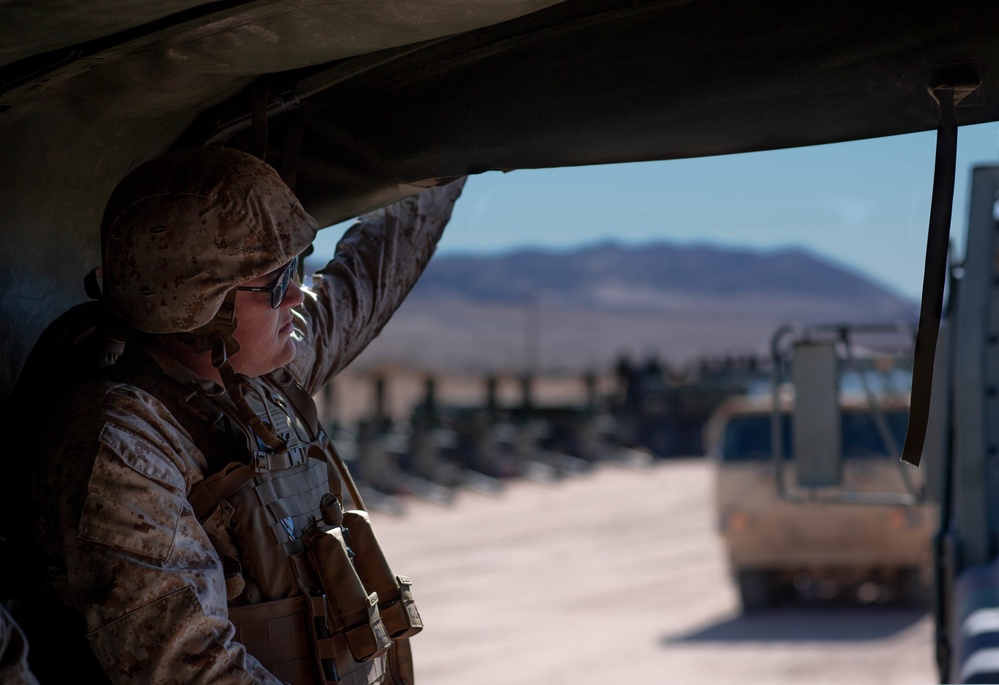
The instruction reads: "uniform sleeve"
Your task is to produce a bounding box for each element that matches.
[37,389,281,685]
[288,178,466,394]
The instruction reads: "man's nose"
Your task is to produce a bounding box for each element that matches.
[281,279,306,308]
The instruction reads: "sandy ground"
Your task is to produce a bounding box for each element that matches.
[370,459,936,685]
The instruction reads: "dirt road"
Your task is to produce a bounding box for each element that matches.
[371,458,935,685]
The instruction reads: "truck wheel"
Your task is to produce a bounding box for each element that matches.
[737,570,775,613]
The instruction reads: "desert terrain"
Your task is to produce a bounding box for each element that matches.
[371,458,935,685]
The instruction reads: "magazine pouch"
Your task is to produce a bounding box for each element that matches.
[302,516,393,669]
[342,511,423,640]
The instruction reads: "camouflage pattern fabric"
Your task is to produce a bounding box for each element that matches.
[102,148,319,334]
[33,178,465,684]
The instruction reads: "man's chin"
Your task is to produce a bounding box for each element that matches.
[230,347,297,378]
[274,343,297,370]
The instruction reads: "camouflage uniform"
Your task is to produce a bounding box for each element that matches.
[32,170,465,684]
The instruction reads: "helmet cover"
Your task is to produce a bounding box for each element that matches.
[101,147,318,334]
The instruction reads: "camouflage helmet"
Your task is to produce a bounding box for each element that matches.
[101,147,318,334]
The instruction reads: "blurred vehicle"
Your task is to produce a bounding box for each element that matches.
[706,393,936,612]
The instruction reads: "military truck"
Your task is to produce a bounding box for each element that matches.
[707,392,935,612]
[759,165,999,682]
[780,164,999,683]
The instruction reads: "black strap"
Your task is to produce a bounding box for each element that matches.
[901,78,977,467]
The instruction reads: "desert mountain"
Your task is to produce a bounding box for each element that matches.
[312,242,917,373]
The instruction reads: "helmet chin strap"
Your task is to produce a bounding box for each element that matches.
[205,289,287,451]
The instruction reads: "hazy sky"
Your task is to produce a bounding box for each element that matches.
[314,122,999,301]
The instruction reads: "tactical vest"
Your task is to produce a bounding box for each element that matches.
[117,356,422,685]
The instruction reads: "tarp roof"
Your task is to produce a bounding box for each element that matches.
[2,0,998,393]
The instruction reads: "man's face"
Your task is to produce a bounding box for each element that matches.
[230,260,304,377]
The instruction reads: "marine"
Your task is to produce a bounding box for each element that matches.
[19,147,464,683]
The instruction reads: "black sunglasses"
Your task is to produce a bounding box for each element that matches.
[236,257,300,308]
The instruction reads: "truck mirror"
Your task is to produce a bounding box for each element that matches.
[792,341,842,488]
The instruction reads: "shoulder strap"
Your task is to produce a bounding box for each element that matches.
[271,369,367,512]
[104,353,252,471]
[102,352,258,520]
[270,368,320,437]
[111,355,365,519]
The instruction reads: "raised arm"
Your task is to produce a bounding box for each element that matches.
[289,178,466,394]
